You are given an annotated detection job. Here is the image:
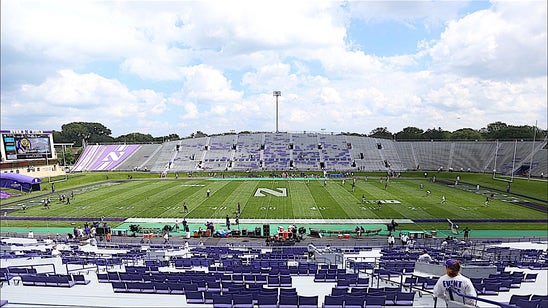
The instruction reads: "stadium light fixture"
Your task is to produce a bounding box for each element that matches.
[273,91,281,133]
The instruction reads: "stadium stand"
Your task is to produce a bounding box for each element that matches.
[232,133,263,171]
[319,134,353,170]
[0,235,546,307]
[262,133,291,170]
[291,133,321,170]
[70,132,547,176]
[113,144,161,171]
[201,134,236,171]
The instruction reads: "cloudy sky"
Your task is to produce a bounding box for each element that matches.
[1,0,546,138]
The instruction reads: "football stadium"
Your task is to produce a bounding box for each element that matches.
[1,1,548,307]
[0,130,547,307]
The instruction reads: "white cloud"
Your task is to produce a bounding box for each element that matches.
[1,1,142,63]
[1,1,546,137]
[348,1,466,26]
[180,65,243,102]
[1,70,166,133]
[428,1,547,79]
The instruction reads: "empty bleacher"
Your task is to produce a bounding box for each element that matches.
[201,135,236,171]
[1,235,546,307]
[232,133,263,171]
[319,134,353,170]
[291,133,321,170]
[71,133,547,176]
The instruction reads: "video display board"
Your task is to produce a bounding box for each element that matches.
[1,130,54,161]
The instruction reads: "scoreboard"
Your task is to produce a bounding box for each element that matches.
[1,130,55,161]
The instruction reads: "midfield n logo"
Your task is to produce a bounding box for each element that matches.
[254,188,287,197]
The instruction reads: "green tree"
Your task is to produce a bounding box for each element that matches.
[189,131,208,138]
[451,128,483,140]
[422,127,451,140]
[74,147,84,163]
[52,130,70,143]
[395,127,424,140]
[486,121,508,133]
[59,148,76,165]
[368,127,393,139]
[153,133,180,142]
[490,125,537,140]
[115,133,154,143]
[60,122,113,146]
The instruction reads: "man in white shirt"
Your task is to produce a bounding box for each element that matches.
[418,250,433,263]
[433,259,477,306]
[51,245,62,257]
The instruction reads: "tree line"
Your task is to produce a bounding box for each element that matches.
[364,121,545,141]
[54,121,545,145]
[52,122,181,147]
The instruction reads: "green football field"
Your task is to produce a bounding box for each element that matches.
[1,172,546,233]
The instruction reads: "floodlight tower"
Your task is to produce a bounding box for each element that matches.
[273,91,281,133]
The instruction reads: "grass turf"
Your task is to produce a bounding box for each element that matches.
[1,172,546,232]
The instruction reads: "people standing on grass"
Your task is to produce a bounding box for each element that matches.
[206,189,211,198]
[441,195,446,203]
[183,202,188,213]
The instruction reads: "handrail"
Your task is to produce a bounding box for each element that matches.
[444,286,515,308]
[7,263,56,275]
